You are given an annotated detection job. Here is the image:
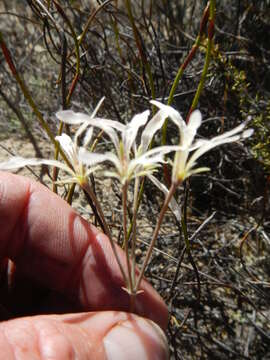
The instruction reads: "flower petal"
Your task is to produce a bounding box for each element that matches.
[81,118,124,151]
[55,134,78,167]
[140,109,169,153]
[185,135,241,174]
[83,127,94,147]
[188,110,202,132]
[78,148,113,166]
[56,110,91,125]
[79,148,122,176]
[123,110,150,155]
[150,100,185,130]
[91,97,105,118]
[0,157,73,175]
[211,122,246,142]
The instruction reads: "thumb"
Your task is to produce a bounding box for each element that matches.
[0,311,169,359]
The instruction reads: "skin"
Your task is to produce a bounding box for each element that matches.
[0,171,169,359]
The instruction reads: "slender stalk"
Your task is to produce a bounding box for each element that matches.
[181,183,201,301]
[187,0,216,121]
[77,0,113,46]
[163,2,210,144]
[66,183,76,205]
[161,3,210,185]
[81,181,128,286]
[82,189,106,234]
[135,182,178,293]
[124,0,156,101]
[122,183,132,293]
[131,177,140,286]
[128,177,141,312]
[81,181,111,239]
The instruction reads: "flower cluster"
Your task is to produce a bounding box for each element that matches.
[0,100,253,191]
[0,99,253,298]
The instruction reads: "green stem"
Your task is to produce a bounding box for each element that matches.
[135,182,178,293]
[187,0,215,121]
[181,183,201,301]
[82,181,128,286]
[163,2,210,143]
[122,183,133,293]
[131,177,140,287]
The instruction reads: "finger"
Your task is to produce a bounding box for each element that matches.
[0,172,168,329]
[0,311,169,360]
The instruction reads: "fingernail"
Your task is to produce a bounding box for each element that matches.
[103,317,169,360]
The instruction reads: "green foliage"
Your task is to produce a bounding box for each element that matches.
[252,102,270,173]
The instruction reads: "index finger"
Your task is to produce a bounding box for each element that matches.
[0,171,168,329]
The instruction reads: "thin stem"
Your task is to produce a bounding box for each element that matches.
[81,181,128,286]
[163,2,210,144]
[82,189,106,234]
[181,182,201,301]
[187,0,216,121]
[122,182,133,293]
[66,183,76,205]
[124,0,155,101]
[81,182,110,239]
[77,0,113,46]
[135,182,178,293]
[131,177,140,286]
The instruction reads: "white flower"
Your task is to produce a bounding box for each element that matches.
[58,107,180,184]
[0,99,107,185]
[150,100,254,183]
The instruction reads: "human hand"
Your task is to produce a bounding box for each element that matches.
[0,171,169,359]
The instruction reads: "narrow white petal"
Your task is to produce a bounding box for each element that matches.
[79,148,113,166]
[150,100,185,130]
[55,134,78,166]
[140,145,181,159]
[56,110,91,125]
[79,148,122,176]
[211,123,246,142]
[185,135,241,174]
[0,157,73,175]
[188,110,202,132]
[90,117,125,132]
[129,145,179,172]
[123,110,150,154]
[83,127,94,147]
[187,167,210,177]
[129,154,163,170]
[140,109,168,153]
[74,120,92,145]
[242,128,254,138]
[90,97,105,119]
[81,118,125,151]
[85,165,102,177]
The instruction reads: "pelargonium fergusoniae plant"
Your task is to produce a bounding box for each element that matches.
[133,101,253,294]
[0,99,253,301]
[150,100,254,184]
[0,97,107,187]
[56,106,180,185]
[0,100,180,300]
[56,104,181,298]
